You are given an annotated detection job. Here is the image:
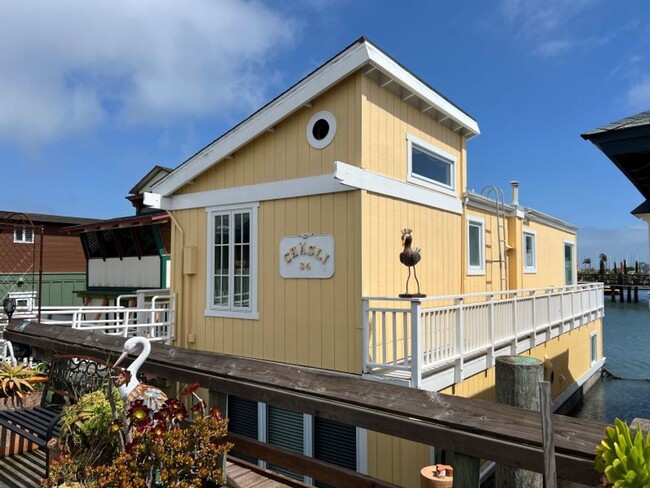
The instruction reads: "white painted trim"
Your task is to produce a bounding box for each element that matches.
[356,427,368,475]
[335,161,462,215]
[590,331,598,365]
[306,111,337,149]
[365,43,480,137]
[523,229,537,273]
[258,402,267,469]
[466,216,485,275]
[205,203,259,320]
[464,191,516,216]
[152,39,479,197]
[13,228,34,244]
[406,133,456,194]
[527,209,578,234]
[157,174,351,211]
[564,240,576,286]
[303,414,314,485]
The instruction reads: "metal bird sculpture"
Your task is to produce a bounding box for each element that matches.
[399,229,424,297]
[114,337,168,410]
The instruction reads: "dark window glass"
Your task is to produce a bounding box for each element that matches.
[99,230,119,258]
[114,227,138,257]
[412,145,452,187]
[135,226,159,256]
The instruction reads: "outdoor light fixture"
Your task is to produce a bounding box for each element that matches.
[3,298,16,321]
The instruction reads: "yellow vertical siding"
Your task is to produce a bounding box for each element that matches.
[521,221,576,289]
[175,73,362,195]
[360,76,463,195]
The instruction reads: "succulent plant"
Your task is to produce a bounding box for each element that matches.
[595,418,650,487]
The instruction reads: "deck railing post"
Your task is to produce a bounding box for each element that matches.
[362,299,370,373]
[511,295,518,355]
[488,294,495,368]
[530,290,536,348]
[545,289,552,343]
[411,300,422,389]
[454,298,464,384]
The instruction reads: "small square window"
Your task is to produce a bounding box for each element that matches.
[467,217,485,275]
[13,228,34,244]
[590,333,598,364]
[406,134,456,193]
[523,230,536,273]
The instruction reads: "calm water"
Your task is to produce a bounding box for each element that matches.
[571,291,650,423]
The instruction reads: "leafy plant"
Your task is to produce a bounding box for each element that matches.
[0,362,47,406]
[595,418,650,487]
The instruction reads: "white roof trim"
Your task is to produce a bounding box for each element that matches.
[153,39,480,197]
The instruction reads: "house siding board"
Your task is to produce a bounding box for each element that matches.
[175,74,362,196]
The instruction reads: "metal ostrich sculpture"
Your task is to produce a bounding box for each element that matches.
[399,229,425,297]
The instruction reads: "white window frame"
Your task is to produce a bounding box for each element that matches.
[205,202,259,320]
[590,332,598,365]
[406,133,456,196]
[564,240,576,286]
[466,216,485,275]
[13,228,34,244]
[523,229,537,273]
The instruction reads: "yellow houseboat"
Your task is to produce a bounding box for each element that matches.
[145,38,604,487]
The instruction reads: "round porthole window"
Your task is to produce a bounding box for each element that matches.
[306,111,337,149]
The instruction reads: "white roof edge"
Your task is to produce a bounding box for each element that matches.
[365,44,480,137]
[153,39,480,197]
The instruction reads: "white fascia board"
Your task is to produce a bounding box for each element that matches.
[161,174,351,211]
[526,208,578,234]
[366,44,480,138]
[143,192,162,209]
[464,192,515,215]
[153,39,480,198]
[152,43,372,197]
[335,161,462,215]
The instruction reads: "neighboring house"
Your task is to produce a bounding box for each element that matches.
[582,110,650,265]
[0,211,96,310]
[145,38,603,487]
[64,167,172,307]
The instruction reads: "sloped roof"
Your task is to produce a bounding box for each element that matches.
[0,211,98,226]
[129,165,173,195]
[152,37,480,197]
[581,110,650,138]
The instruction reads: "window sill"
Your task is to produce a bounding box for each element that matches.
[204,309,260,320]
[406,174,457,198]
[467,268,485,276]
[523,268,537,274]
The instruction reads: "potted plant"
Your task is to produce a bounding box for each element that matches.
[595,418,650,487]
[0,362,48,407]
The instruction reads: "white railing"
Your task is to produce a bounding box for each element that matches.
[362,283,604,389]
[38,291,175,344]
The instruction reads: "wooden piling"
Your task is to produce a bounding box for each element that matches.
[634,287,639,303]
[496,356,544,488]
[619,286,624,302]
[611,287,616,302]
[627,286,632,303]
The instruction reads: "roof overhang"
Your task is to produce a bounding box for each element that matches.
[63,211,169,233]
[582,122,650,202]
[152,38,480,198]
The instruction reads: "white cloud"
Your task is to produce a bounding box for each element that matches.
[499,0,600,57]
[0,0,299,145]
[627,78,650,110]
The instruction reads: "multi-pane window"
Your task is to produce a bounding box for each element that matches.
[206,204,258,318]
[13,228,34,244]
[523,230,536,273]
[467,218,484,275]
[407,134,456,192]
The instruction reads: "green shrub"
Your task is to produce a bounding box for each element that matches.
[595,418,650,487]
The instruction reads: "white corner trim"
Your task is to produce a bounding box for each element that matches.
[152,39,480,197]
[334,161,462,214]
[162,174,351,211]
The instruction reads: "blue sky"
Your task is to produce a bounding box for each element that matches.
[0,0,649,264]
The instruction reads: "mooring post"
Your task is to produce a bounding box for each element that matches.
[539,381,557,488]
[634,287,639,303]
[619,286,624,302]
[496,356,544,488]
[627,286,631,303]
[611,287,616,302]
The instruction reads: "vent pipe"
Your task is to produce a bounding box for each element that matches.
[510,181,520,207]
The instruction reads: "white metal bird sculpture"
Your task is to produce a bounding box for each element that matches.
[114,337,167,410]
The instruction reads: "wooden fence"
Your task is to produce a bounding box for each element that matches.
[5,321,606,487]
